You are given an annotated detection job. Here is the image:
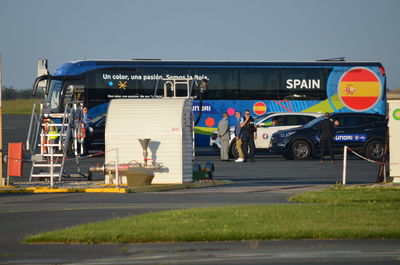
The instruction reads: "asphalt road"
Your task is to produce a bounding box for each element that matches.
[0,115,398,265]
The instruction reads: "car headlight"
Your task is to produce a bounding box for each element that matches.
[278,131,296,138]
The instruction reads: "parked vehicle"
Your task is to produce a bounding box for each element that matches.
[67,114,106,156]
[88,114,106,150]
[270,113,387,161]
[210,112,323,158]
[31,59,387,148]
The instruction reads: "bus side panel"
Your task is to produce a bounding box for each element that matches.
[83,65,386,148]
[326,66,386,115]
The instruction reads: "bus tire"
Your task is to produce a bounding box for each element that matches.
[229,140,239,159]
[291,140,311,160]
[365,140,385,161]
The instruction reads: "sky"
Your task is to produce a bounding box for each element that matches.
[0,0,399,90]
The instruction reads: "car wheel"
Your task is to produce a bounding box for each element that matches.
[229,140,239,159]
[365,140,385,161]
[291,140,311,160]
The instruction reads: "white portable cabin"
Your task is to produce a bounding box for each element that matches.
[388,100,400,183]
[105,98,194,184]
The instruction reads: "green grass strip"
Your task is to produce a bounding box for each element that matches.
[25,202,400,244]
[290,186,400,203]
[3,99,41,114]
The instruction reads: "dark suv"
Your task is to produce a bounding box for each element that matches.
[271,113,387,161]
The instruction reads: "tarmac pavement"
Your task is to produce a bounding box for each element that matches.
[1,115,397,264]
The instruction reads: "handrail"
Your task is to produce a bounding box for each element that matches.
[26,100,83,157]
[26,101,45,155]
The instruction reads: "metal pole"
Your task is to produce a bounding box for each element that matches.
[115,148,119,186]
[383,164,387,184]
[342,145,347,186]
[50,147,54,188]
[0,54,4,186]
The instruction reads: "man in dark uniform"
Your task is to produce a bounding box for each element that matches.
[318,112,335,164]
[240,110,257,162]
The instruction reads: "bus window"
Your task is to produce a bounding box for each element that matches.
[141,67,192,97]
[239,69,279,100]
[279,68,331,100]
[89,70,140,102]
[62,82,85,107]
[192,68,238,100]
[48,79,63,111]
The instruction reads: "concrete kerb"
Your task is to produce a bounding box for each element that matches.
[0,180,233,194]
[126,180,232,193]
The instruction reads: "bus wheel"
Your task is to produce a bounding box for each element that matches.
[365,140,385,161]
[291,140,311,160]
[229,140,239,159]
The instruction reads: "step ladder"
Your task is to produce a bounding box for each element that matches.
[27,101,84,187]
[29,116,68,185]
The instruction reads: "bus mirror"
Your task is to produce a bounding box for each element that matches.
[32,75,49,96]
[34,59,49,96]
[38,79,48,95]
[37,59,49,77]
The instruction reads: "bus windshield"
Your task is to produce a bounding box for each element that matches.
[47,79,63,111]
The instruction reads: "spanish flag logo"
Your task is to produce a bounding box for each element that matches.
[338,68,382,111]
[253,102,267,115]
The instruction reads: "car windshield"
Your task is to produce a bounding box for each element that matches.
[303,115,325,128]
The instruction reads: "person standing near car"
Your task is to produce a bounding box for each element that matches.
[234,111,245,162]
[318,112,335,164]
[218,112,230,161]
[241,110,257,162]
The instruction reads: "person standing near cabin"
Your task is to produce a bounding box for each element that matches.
[241,110,257,162]
[218,112,230,161]
[318,112,335,164]
[234,111,245,162]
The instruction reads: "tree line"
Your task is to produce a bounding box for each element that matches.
[1,86,44,100]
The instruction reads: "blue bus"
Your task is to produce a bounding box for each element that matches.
[33,59,386,147]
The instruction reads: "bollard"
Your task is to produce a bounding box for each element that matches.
[7,143,24,186]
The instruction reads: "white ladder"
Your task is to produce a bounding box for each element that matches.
[27,102,85,186]
[29,115,69,186]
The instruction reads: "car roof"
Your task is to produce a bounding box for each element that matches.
[255,112,323,118]
[329,112,385,116]
[328,112,386,120]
